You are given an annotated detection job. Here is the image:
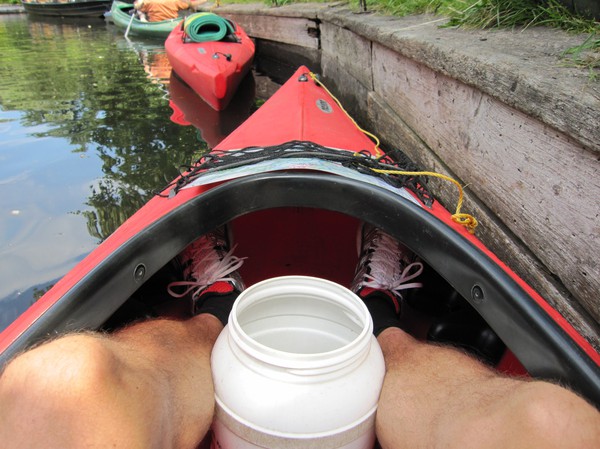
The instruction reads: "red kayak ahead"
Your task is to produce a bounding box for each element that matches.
[0,66,598,411]
[165,13,255,111]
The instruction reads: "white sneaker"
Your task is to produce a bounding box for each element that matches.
[351,224,423,312]
[167,227,245,300]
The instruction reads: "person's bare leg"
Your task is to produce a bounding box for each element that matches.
[376,327,600,449]
[0,313,222,449]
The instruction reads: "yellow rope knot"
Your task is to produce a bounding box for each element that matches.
[307,71,478,235]
[451,213,478,235]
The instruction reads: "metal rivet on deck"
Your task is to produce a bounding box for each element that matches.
[471,285,485,303]
[134,264,146,283]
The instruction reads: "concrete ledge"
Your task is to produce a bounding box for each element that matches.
[212,3,600,347]
[321,9,599,154]
[0,5,25,14]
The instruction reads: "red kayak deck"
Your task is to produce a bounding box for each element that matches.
[216,71,376,153]
[165,20,254,111]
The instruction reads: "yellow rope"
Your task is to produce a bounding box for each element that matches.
[308,72,383,157]
[308,71,478,234]
[372,169,478,234]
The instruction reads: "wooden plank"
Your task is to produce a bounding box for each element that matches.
[371,42,600,324]
[321,22,373,90]
[367,91,600,348]
[221,13,319,49]
[321,55,370,126]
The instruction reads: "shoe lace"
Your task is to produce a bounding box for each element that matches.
[167,240,246,299]
[361,231,423,298]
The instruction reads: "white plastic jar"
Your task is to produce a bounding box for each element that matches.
[210,276,386,449]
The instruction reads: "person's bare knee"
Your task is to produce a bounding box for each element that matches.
[0,333,144,448]
[1,318,221,448]
[508,381,600,448]
[1,333,117,407]
[445,380,600,449]
[374,328,600,449]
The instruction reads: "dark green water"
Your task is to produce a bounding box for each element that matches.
[0,13,257,331]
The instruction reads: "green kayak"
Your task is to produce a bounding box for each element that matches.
[109,1,182,39]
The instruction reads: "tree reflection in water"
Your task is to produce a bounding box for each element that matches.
[80,42,210,241]
[0,15,256,329]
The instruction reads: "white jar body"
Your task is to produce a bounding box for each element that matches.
[210,276,386,449]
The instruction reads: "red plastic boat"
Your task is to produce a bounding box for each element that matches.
[0,66,598,408]
[165,14,255,111]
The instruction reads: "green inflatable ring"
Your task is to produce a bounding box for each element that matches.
[183,13,235,42]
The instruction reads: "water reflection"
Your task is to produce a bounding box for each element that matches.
[117,38,173,89]
[168,72,256,149]
[0,14,254,331]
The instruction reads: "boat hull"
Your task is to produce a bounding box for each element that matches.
[109,1,180,38]
[22,0,111,17]
[165,21,255,111]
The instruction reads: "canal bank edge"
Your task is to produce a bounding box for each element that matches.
[0,5,25,14]
[209,2,600,348]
